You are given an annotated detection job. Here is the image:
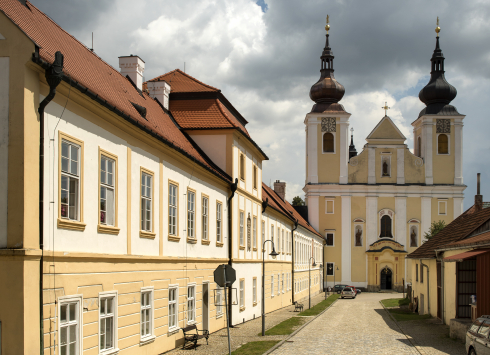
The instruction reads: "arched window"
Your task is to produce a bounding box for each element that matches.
[323,133,334,153]
[438,134,448,154]
[417,136,422,157]
[380,215,393,238]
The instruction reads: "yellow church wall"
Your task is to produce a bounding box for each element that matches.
[375,148,397,184]
[405,197,422,283]
[377,197,396,228]
[368,118,405,140]
[351,196,366,282]
[432,123,455,185]
[348,148,368,184]
[317,119,340,183]
[321,196,342,283]
[404,149,425,184]
[431,197,454,226]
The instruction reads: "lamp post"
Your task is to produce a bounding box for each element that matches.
[262,239,278,336]
[308,257,316,309]
[327,264,340,295]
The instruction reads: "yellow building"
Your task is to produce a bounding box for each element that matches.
[304,23,465,291]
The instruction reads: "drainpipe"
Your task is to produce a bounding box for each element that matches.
[420,259,430,316]
[227,178,238,326]
[291,220,298,303]
[38,51,64,354]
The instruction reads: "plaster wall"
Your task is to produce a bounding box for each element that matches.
[404,149,425,184]
[432,121,455,184]
[348,148,368,184]
[0,57,8,248]
[187,134,226,173]
[375,148,398,184]
[317,118,341,183]
[351,196,366,282]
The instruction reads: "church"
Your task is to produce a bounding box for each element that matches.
[304,20,466,291]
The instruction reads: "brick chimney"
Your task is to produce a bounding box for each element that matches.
[147,80,171,110]
[119,55,145,91]
[475,173,483,212]
[273,180,286,201]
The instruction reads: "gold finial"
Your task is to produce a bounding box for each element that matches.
[382,102,390,116]
[435,16,440,37]
[325,15,330,34]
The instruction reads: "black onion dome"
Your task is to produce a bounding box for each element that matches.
[309,34,346,113]
[418,37,459,117]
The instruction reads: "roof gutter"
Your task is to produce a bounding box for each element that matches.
[435,241,490,252]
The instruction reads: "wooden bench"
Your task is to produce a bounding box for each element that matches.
[294,301,304,312]
[181,324,209,350]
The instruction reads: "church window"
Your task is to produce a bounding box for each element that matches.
[410,225,418,247]
[323,132,334,153]
[438,200,447,215]
[325,199,334,214]
[416,264,419,282]
[239,153,245,180]
[380,215,393,238]
[381,156,391,177]
[253,165,258,189]
[355,225,363,247]
[417,136,422,157]
[438,134,449,154]
[325,232,334,246]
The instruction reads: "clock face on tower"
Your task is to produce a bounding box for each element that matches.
[321,117,336,132]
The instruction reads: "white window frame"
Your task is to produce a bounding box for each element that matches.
[277,274,280,295]
[438,199,448,215]
[168,285,179,331]
[58,294,83,355]
[216,285,223,317]
[380,155,392,178]
[322,131,336,154]
[141,171,153,232]
[325,199,334,214]
[98,291,118,354]
[187,284,196,324]
[60,139,81,221]
[253,216,257,249]
[436,133,451,155]
[140,287,155,344]
[187,190,195,238]
[217,202,222,242]
[325,230,335,247]
[99,154,116,227]
[253,278,257,305]
[239,279,245,309]
[168,183,178,236]
[202,196,208,240]
[326,262,335,276]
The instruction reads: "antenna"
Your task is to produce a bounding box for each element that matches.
[91,32,93,51]
[184,62,186,73]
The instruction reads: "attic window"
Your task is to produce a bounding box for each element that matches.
[131,102,147,120]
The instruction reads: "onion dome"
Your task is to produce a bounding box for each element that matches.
[309,16,346,113]
[418,19,460,117]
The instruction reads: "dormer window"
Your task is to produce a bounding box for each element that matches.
[323,132,334,153]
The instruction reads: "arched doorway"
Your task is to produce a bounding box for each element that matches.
[380,266,392,290]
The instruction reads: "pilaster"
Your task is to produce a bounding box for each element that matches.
[341,195,351,282]
[366,197,377,249]
[307,195,320,232]
[421,197,432,241]
[454,119,463,185]
[306,118,318,184]
[339,120,349,184]
[395,197,406,246]
[453,198,464,219]
[397,148,405,185]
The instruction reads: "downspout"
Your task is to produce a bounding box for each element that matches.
[227,178,238,326]
[420,259,430,316]
[38,51,64,354]
[291,220,298,303]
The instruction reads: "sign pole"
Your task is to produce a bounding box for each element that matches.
[223,265,231,355]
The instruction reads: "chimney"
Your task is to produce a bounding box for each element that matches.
[475,173,483,212]
[119,55,145,91]
[273,180,286,201]
[147,80,171,110]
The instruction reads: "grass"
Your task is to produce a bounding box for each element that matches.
[231,340,280,355]
[388,309,432,321]
[298,293,341,316]
[380,298,410,308]
[258,317,306,336]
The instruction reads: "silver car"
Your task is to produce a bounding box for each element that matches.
[341,287,356,299]
[466,315,490,355]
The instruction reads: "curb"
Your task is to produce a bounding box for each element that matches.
[379,300,427,355]
[262,295,340,355]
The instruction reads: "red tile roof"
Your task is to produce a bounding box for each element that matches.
[146,69,219,93]
[446,230,490,248]
[262,183,323,239]
[0,0,229,181]
[443,249,490,261]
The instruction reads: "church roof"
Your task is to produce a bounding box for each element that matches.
[366,115,406,143]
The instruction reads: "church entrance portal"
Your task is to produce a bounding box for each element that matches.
[380,267,392,290]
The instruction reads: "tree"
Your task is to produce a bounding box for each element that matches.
[424,220,446,241]
[292,196,305,206]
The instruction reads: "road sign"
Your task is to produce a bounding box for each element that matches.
[213,264,236,287]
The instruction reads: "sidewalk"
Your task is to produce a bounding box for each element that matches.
[163,292,330,355]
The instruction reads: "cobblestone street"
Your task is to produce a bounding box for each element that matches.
[271,293,466,355]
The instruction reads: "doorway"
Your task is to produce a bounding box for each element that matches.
[203,283,209,331]
[380,267,392,290]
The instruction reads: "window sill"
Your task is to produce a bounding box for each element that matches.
[168,235,180,242]
[57,218,86,231]
[239,306,245,312]
[216,313,224,319]
[98,224,120,235]
[99,348,119,355]
[253,247,257,251]
[216,242,224,247]
[239,246,245,250]
[201,239,211,245]
[187,237,197,244]
[140,231,156,239]
[168,327,180,335]
[140,335,155,346]
[253,302,257,307]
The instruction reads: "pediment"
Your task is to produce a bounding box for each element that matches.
[366,116,406,143]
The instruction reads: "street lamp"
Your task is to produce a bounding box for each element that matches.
[262,239,278,336]
[308,257,316,309]
[327,264,340,296]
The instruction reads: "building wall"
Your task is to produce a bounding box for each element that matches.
[0,56,8,248]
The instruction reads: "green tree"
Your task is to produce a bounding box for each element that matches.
[424,220,446,241]
[292,196,305,206]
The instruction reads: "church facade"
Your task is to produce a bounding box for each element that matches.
[305,22,466,291]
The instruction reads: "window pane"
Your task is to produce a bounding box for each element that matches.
[106,189,114,226]
[69,324,76,343]
[62,141,69,159]
[105,317,113,348]
[61,305,67,322]
[107,172,113,186]
[60,345,67,355]
[60,326,67,344]
[107,159,113,173]
[61,157,69,173]
[69,343,75,355]
[68,178,78,220]
[101,299,106,314]
[70,160,78,176]
[69,303,76,321]
[141,198,145,230]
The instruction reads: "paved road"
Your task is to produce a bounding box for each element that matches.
[271,293,465,355]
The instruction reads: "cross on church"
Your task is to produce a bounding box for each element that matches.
[382,102,390,116]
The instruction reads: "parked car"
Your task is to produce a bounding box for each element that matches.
[341,287,356,299]
[466,315,490,355]
[347,286,361,295]
[333,284,349,294]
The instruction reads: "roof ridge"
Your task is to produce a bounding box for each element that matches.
[147,69,219,92]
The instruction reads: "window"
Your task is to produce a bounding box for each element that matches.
[253,165,258,190]
[271,275,274,297]
[381,156,391,177]
[278,227,281,252]
[282,273,284,293]
[217,202,222,243]
[239,153,245,180]
[169,183,178,236]
[99,293,117,352]
[438,200,447,215]
[326,262,334,276]
[380,215,393,238]
[325,199,334,214]
[202,196,208,240]
[99,153,116,227]
[417,136,422,157]
[420,264,424,283]
[277,274,280,295]
[60,138,81,221]
[253,278,257,304]
[239,211,244,246]
[282,230,285,253]
[141,170,153,232]
[323,132,334,153]
[326,233,334,246]
[169,286,178,329]
[187,285,195,323]
[438,134,449,154]
[59,297,81,355]
[355,225,363,246]
[239,279,245,309]
[216,285,223,316]
[410,226,418,247]
[253,216,257,249]
[271,225,274,245]
[141,288,153,339]
[416,264,419,282]
[187,190,195,238]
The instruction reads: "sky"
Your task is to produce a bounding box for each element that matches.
[33,0,490,210]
